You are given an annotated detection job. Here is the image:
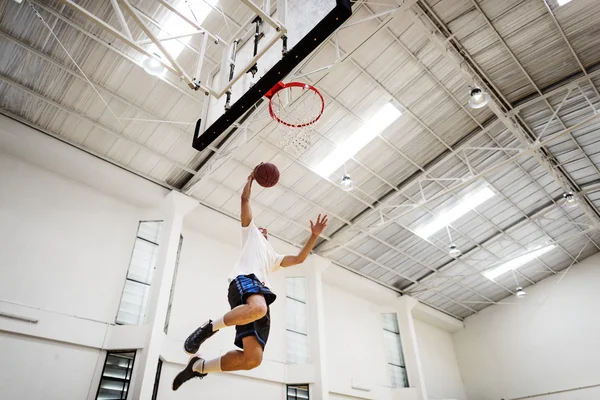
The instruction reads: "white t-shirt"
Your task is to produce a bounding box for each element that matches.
[228,220,284,288]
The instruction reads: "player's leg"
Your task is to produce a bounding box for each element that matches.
[206,335,263,372]
[184,274,273,355]
[172,314,269,391]
[223,293,267,326]
[183,294,266,354]
[172,336,264,391]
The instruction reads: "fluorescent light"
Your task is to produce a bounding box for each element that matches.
[557,0,572,5]
[483,245,557,280]
[144,0,217,73]
[314,102,401,177]
[415,187,495,239]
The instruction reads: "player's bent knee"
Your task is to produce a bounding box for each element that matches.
[246,296,268,320]
[251,302,268,319]
[244,351,263,370]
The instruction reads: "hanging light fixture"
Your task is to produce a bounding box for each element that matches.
[515,287,527,298]
[563,192,578,208]
[142,53,166,76]
[448,244,462,258]
[564,192,576,203]
[468,87,490,109]
[340,174,355,192]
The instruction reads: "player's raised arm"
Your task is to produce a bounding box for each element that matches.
[281,214,328,267]
[241,172,254,227]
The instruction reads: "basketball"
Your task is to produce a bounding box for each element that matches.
[254,163,280,188]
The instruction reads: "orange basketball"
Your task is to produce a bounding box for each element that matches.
[254,163,280,188]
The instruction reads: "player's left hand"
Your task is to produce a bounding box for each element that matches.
[310,214,328,237]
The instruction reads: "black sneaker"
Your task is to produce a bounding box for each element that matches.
[184,320,218,355]
[172,356,206,391]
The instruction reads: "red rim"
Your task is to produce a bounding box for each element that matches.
[265,81,325,128]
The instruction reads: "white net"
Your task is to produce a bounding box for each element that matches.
[278,124,314,156]
[269,82,323,155]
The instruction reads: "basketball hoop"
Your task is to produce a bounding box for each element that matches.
[265,81,324,154]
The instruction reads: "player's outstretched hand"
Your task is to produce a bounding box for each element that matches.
[310,214,328,237]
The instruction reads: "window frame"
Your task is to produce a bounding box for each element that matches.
[116,220,162,325]
[285,276,309,364]
[381,313,409,388]
[151,358,163,400]
[164,234,183,333]
[95,350,137,400]
[286,384,310,400]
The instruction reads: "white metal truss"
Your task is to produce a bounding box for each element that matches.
[54,0,208,92]
[29,0,203,103]
[50,0,285,98]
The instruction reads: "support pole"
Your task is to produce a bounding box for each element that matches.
[225,39,240,110]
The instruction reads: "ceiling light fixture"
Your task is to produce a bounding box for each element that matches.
[142,53,166,76]
[564,192,576,203]
[314,102,401,177]
[448,244,461,258]
[563,192,578,209]
[515,287,527,298]
[483,245,557,280]
[557,0,572,5]
[468,87,490,109]
[340,174,355,192]
[415,187,495,239]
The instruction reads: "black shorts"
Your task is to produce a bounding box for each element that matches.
[228,274,277,349]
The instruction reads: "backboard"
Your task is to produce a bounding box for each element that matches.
[192,0,352,152]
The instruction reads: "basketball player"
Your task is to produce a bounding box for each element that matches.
[172,171,328,390]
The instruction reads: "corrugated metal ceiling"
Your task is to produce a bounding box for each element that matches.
[1,0,600,320]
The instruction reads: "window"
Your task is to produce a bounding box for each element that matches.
[116,221,163,325]
[151,359,163,400]
[286,277,309,364]
[287,384,309,400]
[164,235,183,333]
[382,313,409,388]
[95,350,136,400]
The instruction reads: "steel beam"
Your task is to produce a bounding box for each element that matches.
[30,0,203,103]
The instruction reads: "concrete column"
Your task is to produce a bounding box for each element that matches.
[304,255,332,400]
[132,191,198,399]
[395,296,428,400]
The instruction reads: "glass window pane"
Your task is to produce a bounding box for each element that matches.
[127,238,158,284]
[96,351,135,400]
[287,384,309,400]
[286,297,308,334]
[382,313,399,333]
[286,277,306,302]
[389,364,408,388]
[286,330,309,364]
[383,330,405,366]
[137,221,162,243]
[116,280,150,325]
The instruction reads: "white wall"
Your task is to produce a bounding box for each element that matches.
[1,116,471,400]
[0,115,167,325]
[323,280,394,399]
[0,116,166,398]
[414,321,466,400]
[453,252,600,400]
[0,332,101,400]
[322,266,451,400]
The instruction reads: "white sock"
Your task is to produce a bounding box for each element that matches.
[194,357,222,374]
[212,317,227,332]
